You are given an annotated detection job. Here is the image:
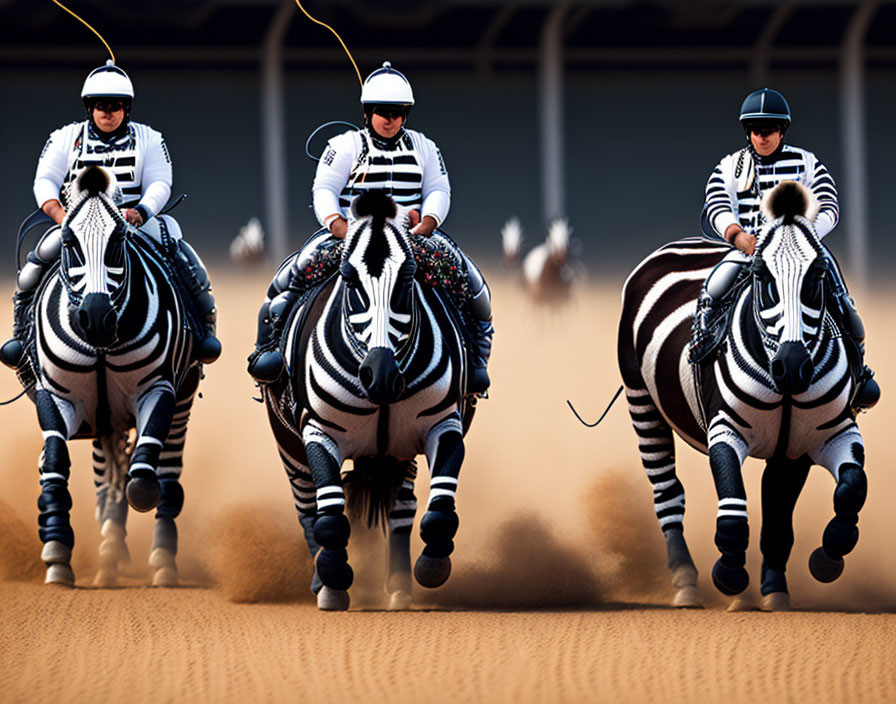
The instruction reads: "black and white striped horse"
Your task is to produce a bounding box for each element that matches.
[261,190,474,611]
[619,181,866,610]
[26,166,202,587]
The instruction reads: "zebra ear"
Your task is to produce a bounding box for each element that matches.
[352,190,397,220]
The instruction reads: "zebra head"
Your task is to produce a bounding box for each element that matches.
[60,166,130,348]
[751,180,826,395]
[341,190,417,404]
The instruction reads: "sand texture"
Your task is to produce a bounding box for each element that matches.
[1,269,895,703]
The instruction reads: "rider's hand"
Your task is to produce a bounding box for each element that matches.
[329,217,348,239]
[42,199,66,225]
[124,209,145,227]
[410,212,437,237]
[725,224,756,255]
[733,231,756,255]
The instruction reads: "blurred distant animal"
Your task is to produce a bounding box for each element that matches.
[618,181,868,611]
[258,191,477,611]
[230,217,265,264]
[502,216,580,303]
[19,167,206,588]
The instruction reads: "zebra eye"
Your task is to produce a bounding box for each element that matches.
[340,262,359,287]
[61,228,76,248]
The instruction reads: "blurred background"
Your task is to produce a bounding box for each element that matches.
[1,0,894,283]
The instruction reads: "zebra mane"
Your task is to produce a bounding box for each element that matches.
[352,189,397,220]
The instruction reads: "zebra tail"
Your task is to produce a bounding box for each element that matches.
[344,456,412,531]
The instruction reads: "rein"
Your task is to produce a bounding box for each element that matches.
[567,385,624,428]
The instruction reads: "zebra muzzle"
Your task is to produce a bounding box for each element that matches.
[770,341,813,395]
[75,293,118,348]
[359,347,406,404]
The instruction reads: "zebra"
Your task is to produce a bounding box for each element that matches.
[22,165,203,588]
[618,180,867,610]
[260,189,475,611]
[501,216,581,305]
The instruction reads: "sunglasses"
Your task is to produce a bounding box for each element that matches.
[372,106,408,120]
[92,100,125,113]
[748,124,781,137]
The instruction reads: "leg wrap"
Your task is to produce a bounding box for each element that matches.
[38,480,74,547]
[153,517,178,555]
[312,513,350,550]
[156,477,185,520]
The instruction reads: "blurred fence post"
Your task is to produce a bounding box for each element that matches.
[840,0,880,289]
[262,1,295,265]
[539,1,569,227]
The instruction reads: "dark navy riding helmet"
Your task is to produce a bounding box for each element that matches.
[739,88,791,130]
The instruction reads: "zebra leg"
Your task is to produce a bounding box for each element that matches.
[626,388,700,607]
[34,390,77,587]
[93,435,131,588]
[303,433,353,611]
[758,455,811,611]
[386,470,418,610]
[150,371,197,588]
[809,430,866,583]
[707,429,751,596]
[415,416,464,589]
[126,382,177,512]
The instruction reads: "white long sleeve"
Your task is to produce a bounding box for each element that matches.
[136,127,172,218]
[312,132,359,227]
[33,123,78,208]
[415,134,451,226]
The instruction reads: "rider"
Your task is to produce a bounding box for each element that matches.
[0,60,221,371]
[694,87,878,410]
[248,61,493,394]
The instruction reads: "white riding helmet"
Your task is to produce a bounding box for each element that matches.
[360,62,414,106]
[81,60,134,102]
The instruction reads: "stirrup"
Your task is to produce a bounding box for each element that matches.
[0,339,26,370]
[467,362,490,396]
[852,367,880,413]
[197,335,222,364]
[248,348,284,383]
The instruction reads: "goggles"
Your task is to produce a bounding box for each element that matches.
[90,100,126,113]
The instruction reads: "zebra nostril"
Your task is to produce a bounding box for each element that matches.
[771,359,785,380]
[78,309,91,331]
[359,365,373,388]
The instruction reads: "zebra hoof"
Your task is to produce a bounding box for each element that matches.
[317,586,350,611]
[93,567,118,588]
[712,558,749,596]
[150,547,178,587]
[761,591,791,612]
[726,595,758,612]
[45,563,75,587]
[152,567,179,588]
[387,590,413,611]
[809,547,844,583]
[673,585,703,608]
[126,475,161,512]
[414,554,451,588]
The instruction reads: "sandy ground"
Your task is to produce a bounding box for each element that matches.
[1,267,895,703]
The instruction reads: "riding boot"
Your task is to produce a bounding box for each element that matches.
[0,290,34,369]
[468,319,493,395]
[835,293,880,412]
[689,289,720,364]
[247,289,298,383]
[173,241,221,364]
[1,230,60,371]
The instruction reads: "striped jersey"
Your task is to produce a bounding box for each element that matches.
[313,127,451,227]
[704,144,839,240]
[34,120,172,219]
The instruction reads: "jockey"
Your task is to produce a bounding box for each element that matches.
[693,88,878,410]
[248,61,493,394]
[0,61,221,371]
